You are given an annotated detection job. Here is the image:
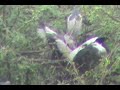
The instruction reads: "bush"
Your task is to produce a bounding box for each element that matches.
[0,5,120,85]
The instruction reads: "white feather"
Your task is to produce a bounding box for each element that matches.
[92,42,107,55]
[81,37,98,46]
[67,14,82,37]
[69,37,106,61]
[45,26,57,36]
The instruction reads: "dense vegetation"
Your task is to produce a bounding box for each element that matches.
[0,5,120,85]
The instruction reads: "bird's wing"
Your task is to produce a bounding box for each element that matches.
[69,45,84,61]
[81,37,98,46]
[55,39,72,59]
[69,37,99,61]
[45,26,57,35]
[67,14,83,38]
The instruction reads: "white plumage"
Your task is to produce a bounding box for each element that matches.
[44,26,57,36]
[81,37,99,46]
[67,9,83,38]
[37,24,58,44]
[92,42,107,56]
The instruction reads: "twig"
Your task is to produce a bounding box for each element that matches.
[14,56,69,64]
[29,59,68,64]
[19,51,43,54]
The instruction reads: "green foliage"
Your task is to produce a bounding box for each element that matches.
[0,5,120,85]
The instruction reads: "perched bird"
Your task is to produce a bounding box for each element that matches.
[54,36,109,73]
[73,37,109,73]
[37,22,58,44]
[67,8,83,38]
[67,8,92,47]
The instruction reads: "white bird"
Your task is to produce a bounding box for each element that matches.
[55,39,72,59]
[57,37,107,60]
[64,34,77,50]
[72,37,108,60]
[67,9,83,38]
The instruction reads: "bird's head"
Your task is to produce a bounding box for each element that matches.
[95,37,110,53]
[69,8,82,21]
[95,37,107,44]
[92,37,110,54]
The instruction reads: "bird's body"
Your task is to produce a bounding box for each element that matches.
[55,39,72,59]
[37,18,108,73]
[73,44,102,73]
[67,8,92,47]
[54,36,108,73]
[67,9,83,38]
[72,37,108,73]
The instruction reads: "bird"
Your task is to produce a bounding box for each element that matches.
[37,22,71,60]
[67,8,83,38]
[72,37,109,73]
[67,8,92,47]
[54,36,109,73]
